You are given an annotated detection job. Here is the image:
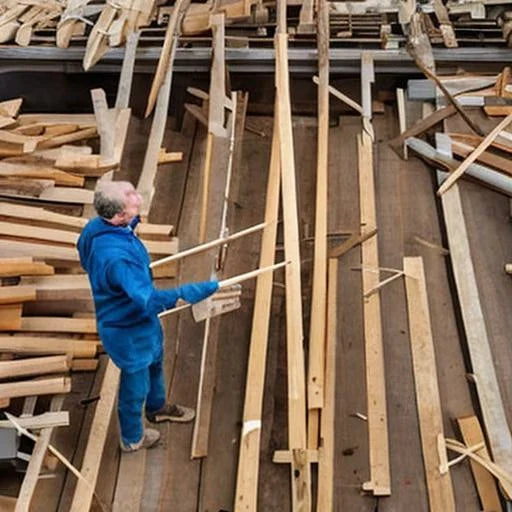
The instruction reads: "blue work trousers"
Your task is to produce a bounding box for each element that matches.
[118,359,166,444]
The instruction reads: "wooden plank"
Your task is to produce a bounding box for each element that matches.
[438,114,512,195]
[275,32,311,511]
[307,0,329,450]
[0,162,84,187]
[441,184,512,495]
[234,112,280,512]
[36,127,97,149]
[19,317,96,334]
[358,129,390,496]
[396,88,408,159]
[17,114,96,127]
[0,285,36,304]
[0,355,70,380]
[457,416,503,512]
[403,256,456,511]
[0,336,97,357]
[0,221,77,245]
[329,229,377,259]
[112,450,146,512]
[316,258,338,512]
[0,98,22,118]
[0,304,22,330]
[69,360,120,511]
[0,376,71,400]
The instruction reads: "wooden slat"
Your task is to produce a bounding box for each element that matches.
[0,355,70,380]
[0,240,79,263]
[450,139,512,177]
[0,162,84,187]
[234,110,280,512]
[0,411,69,430]
[404,256,456,511]
[0,202,86,229]
[457,416,503,512]
[0,376,71,399]
[0,336,97,358]
[69,360,120,511]
[275,32,311,510]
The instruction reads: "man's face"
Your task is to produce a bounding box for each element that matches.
[117,184,142,225]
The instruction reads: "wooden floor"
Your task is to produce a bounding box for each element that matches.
[5,100,512,510]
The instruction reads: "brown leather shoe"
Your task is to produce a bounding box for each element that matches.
[146,403,195,423]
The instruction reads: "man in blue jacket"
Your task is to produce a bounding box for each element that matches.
[78,180,219,452]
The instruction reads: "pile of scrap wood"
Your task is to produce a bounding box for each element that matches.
[389,66,512,197]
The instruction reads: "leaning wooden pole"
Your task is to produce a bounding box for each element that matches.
[275,27,311,510]
[307,0,329,450]
[234,109,281,512]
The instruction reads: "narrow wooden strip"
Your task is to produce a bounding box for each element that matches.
[0,355,70,379]
[329,228,377,259]
[404,256,456,511]
[0,377,71,400]
[457,416,503,512]
[0,202,87,229]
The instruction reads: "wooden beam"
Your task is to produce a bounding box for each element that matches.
[307,0,329,450]
[0,377,71,400]
[450,139,512,177]
[275,32,311,510]
[404,256,456,511]
[457,416,503,512]
[0,336,97,358]
[234,107,280,512]
[438,114,512,195]
[69,360,120,511]
[0,355,70,380]
[316,258,338,512]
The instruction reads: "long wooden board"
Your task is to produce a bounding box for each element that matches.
[403,256,456,511]
[0,376,71,399]
[0,336,97,357]
[275,32,311,510]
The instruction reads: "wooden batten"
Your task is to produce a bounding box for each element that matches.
[0,285,36,305]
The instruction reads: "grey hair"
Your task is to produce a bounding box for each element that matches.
[93,180,133,219]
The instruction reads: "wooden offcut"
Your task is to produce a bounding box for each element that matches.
[0,376,71,400]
